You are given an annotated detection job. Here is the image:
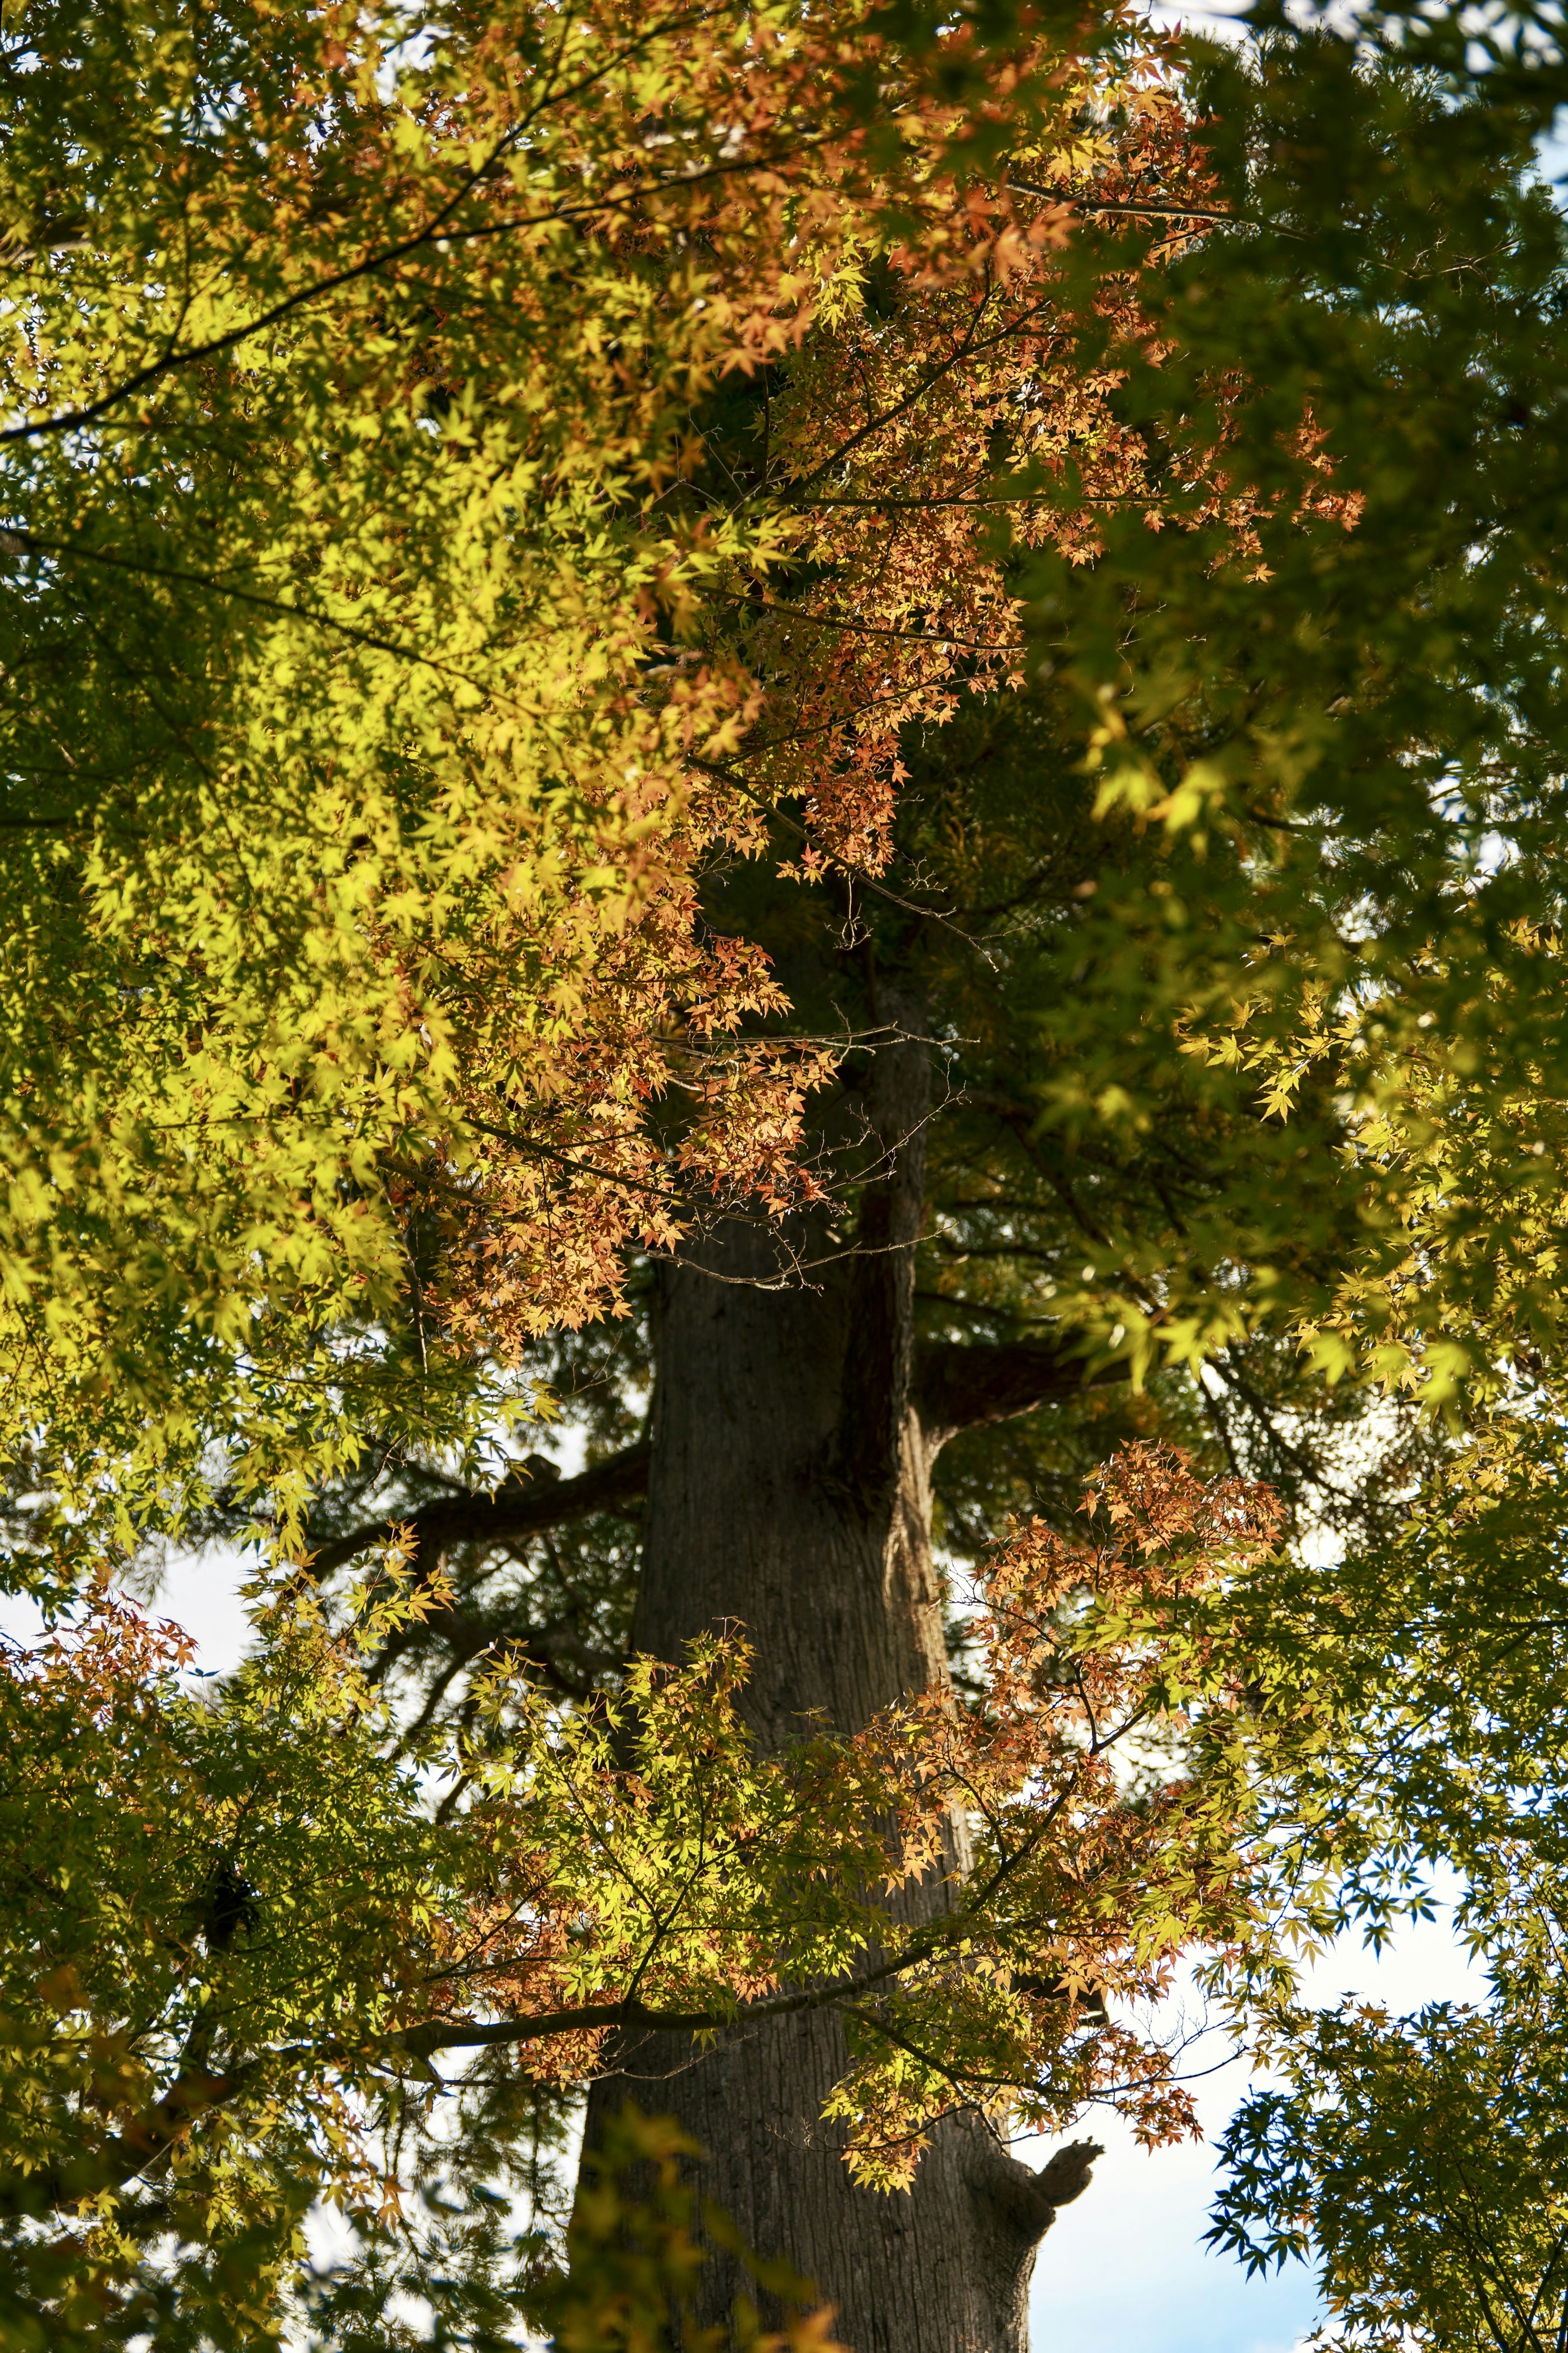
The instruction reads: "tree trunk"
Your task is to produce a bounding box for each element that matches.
[582,1021,1095,2352]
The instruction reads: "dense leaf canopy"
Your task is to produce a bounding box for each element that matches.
[0,0,1155,1543]
[1,1456,1280,2344]
[7,0,1568,2343]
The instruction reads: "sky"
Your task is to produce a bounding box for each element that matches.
[1025,1907,1484,2353]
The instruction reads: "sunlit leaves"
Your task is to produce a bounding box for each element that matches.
[1003,0,1568,1405]
[0,1445,1295,2337]
[0,0,1133,1553]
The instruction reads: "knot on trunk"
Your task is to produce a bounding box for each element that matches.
[1033,2137,1103,2212]
[975,2133,1105,2250]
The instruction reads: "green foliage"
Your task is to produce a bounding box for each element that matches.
[0,0,1109,1557]
[1011,0,1568,1405]
[0,1450,1299,2344]
[10,0,1568,2337]
[1211,1987,1568,2353]
[1102,1415,1568,2342]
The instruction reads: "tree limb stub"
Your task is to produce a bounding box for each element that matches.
[984,2136,1105,2247]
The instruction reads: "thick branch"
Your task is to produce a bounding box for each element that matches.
[914,1338,1116,1451]
[308,1343,1116,1579]
[306,1441,650,1580]
[308,1333,1125,1585]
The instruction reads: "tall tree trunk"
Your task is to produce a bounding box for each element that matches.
[582,1019,1096,2352]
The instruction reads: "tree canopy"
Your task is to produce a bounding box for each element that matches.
[7,0,1568,2343]
[0,0,1189,1554]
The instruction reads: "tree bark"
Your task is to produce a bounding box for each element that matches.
[583,1021,1098,2352]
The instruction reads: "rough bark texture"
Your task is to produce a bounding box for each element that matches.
[584,1021,1096,2352]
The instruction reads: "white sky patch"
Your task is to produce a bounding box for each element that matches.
[0,1541,258,1679]
[1027,1888,1485,2353]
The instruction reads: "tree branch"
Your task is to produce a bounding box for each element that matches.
[0,1969,905,2219]
[305,1442,651,1581]
[959,2126,1104,2253]
[2,1943,1108,2223]
[308,1342,1120,1581]
[914,1338,1116,1450]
